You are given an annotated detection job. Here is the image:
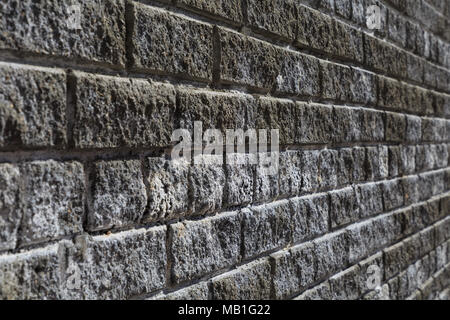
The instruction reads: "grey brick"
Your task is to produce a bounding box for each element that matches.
[358,109,385,142]
[211,259,272,300]
[63,227,167,299]
[381,179,404,210]
[352,147,367,182]
[131,4,213,80]
[314,230,350,279]
[242,200,291,259]
[359,253,384,296]
[0,0,126,66]
[294,282,332,300]
[254,152,280,203]
[0,164,21,251]
[272,242,316,299]
[291,193,329,243]
[190,155,225,215]
[336,148,355,186]
[329,265,361,300]
[401,176,420,206]
[19,161,85,245]
[247,0,297,40]
[0,244,61,299]
[225,153,255,207]
[365,35,407,77]
[297,103,333,144]
[331,106,360,143]
[220,29,320,96]
[178,0,243,24]
[388,146,401,177]
[74,72,176,148]
[422,118,446,142]
[300,150,320,193]
[278,151,302,197]
[406,115,422,142]
[365,146,389,180]
[356,182,384,219]
[0,63,66,148]
[399,146,416,175]
[318,149,338,190]
[386,112,406,142]
[170,212,241,284]
[88,160,147,231]
[329,187,359,228]
[145,158,190,222]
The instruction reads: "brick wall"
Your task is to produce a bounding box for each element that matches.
[0,0,449,300]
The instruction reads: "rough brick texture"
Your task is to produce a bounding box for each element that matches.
[0,0,449,301]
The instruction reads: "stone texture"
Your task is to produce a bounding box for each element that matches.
[145,158,190,222]
[225,153,255,207]
[219,28,320,96]
[211,259,272,300]
[19,161,85,245]
[170,212,241,284]
[74,72,176,148]
[385,112,406,142]
[329,187,359,228]
[178,0,243,24]
[88,160,147,231]
[131,3,213,80]
[241,200,291,259]
[0,164,21,251]
[0,0,126,66]
[0,63,66,148]
[291,193,329,243]
[63,227,167,299]
[357,182,384,218]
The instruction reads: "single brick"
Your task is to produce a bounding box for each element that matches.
[318,149,338,190]
[211,259,272,300]
[352,147,367,182]
[170,212,241,284]
[388,9,407,47]
[190,155,225,215]
[272,242,315,299]
[314,231,350,280]
[405,115,422,142]
[19,161,85,245]
[88,160,147,231]
[0,244,61,299]
[254,152,280,203]
[329,265,362,300]
[0,0,126,66]
[357,109,385,142]
[178,0,243,24]
[321,62,376,105]
[297,103,333,144]
[385,112,406,142]
[130,3,213,80]
[225,153,255,207]
[74,72,176,148]
[278,151,302,197]
[329,187,360,228]
[219,28,320,96]
[0,164,21,251]
[177,88,255,134]
[399,145,416,175]
[241,200,291,259]
[332,106,360,143]
[365,35,407,77]
[145,158,190,222]
[357,182,384,219]
[381,179,405,210]
[291,193,329,243]
[300,150,320,193]
[422,118,446,142]
[336,148,355,186]
[247,0,297,40]
[402,175,420,206]
[63,227,167,299]
[365,146,388,180]
[0,62,66,148]
[388,146,400,177]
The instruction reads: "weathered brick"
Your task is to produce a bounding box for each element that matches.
[63,227,167,299]
[314,231,350,279]
[356,182,384,219]
[130,3,213,80]
[329,265,361,300]
[297,103,333,144]
[0,164,21,251]
[170,212,241,284]
[254,152,280,203]
[219,29,320,96]
[358,109,385,142]
[331,106,360,143]
[336,148,355,185]
[190,155,225,215]
[0,63,66,148]
[145,158,190,222]
[0,0,126,66]
[211,259,272,300]
[247,0,297,40]
[178,0,243,24]
[300,150,320,193]
[0,244,61,299]
[291,193,329,243]
[365,146,389,180]
[19,161,85,245]
[88,160,147,231]
[405,115,422,142]
[402,176,420,206]
[225,153,255,207]
[399,145,416,175]
[385,112,406,142]
[278,151,302,197]
[241,200,291,259]
[381,179,404,211]
[74,72,176,148]
[422,117,446,142]
[318,149,338,190]
[365,35,407,77]
[329,187,359,228]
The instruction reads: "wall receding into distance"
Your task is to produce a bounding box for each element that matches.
[0,0,449,300]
